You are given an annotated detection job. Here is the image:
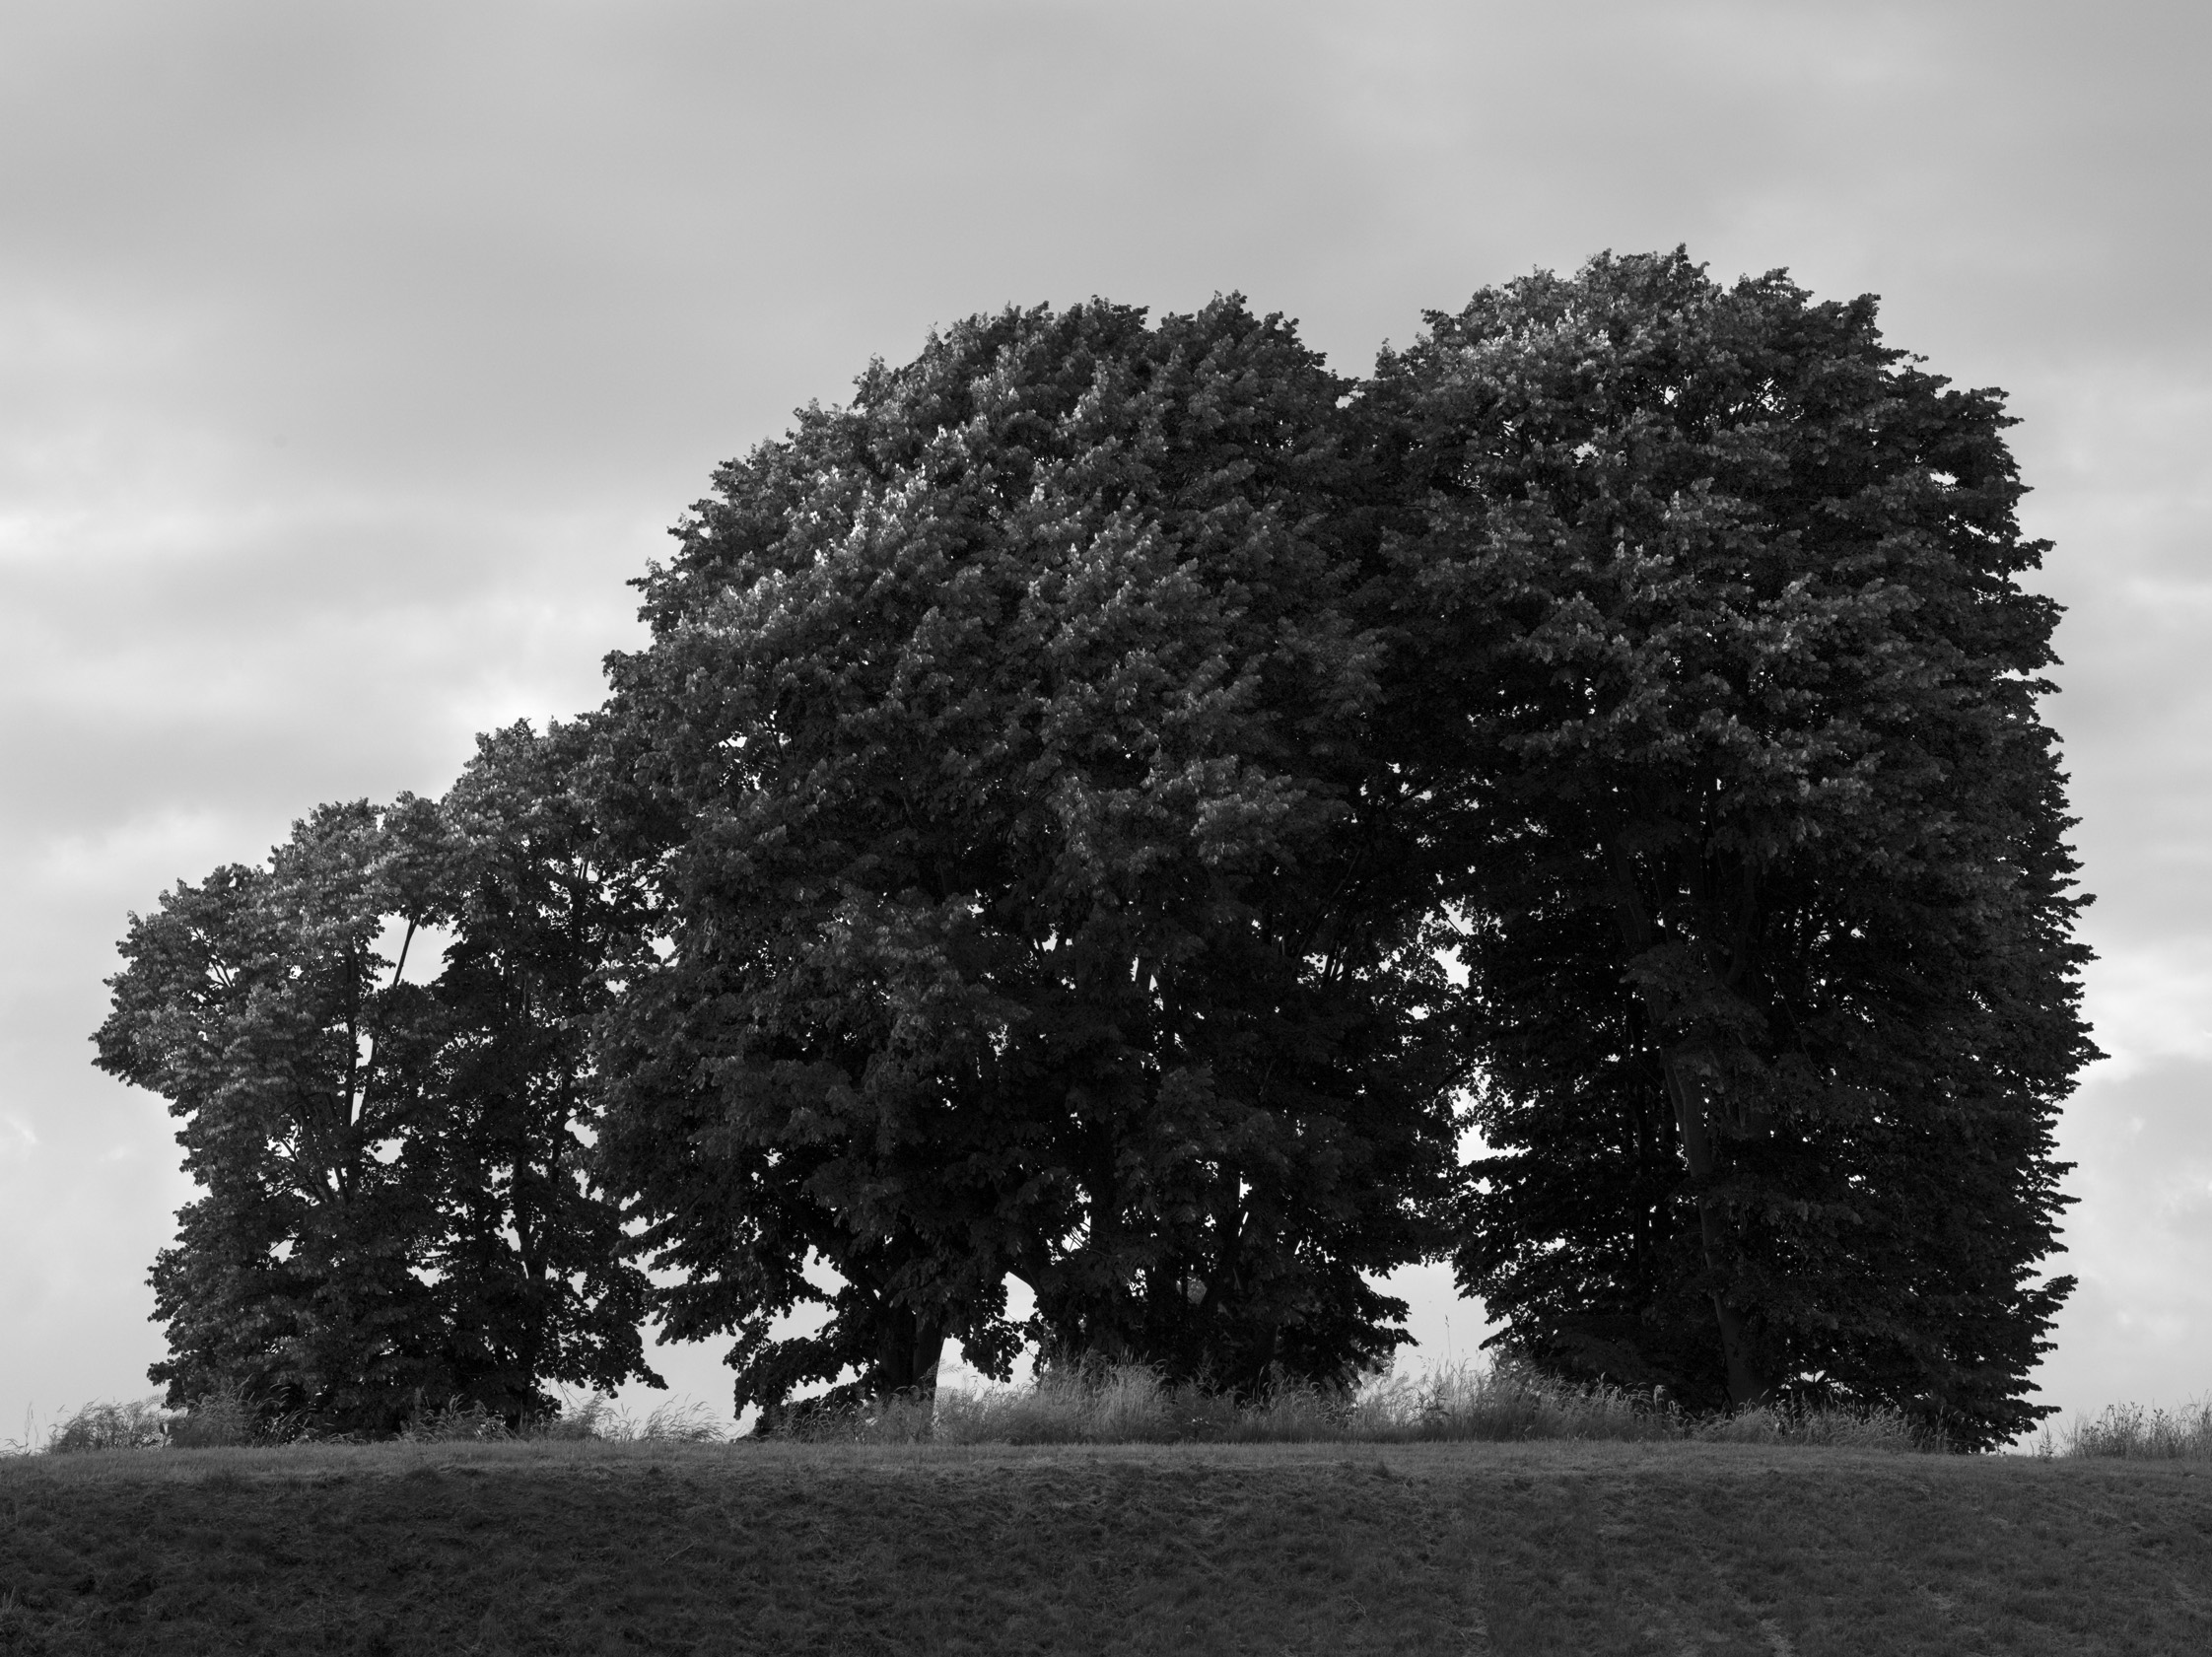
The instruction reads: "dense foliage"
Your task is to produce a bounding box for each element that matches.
[1368,252,2091,1446]
[94,253,2092,1448]
[592,298,1465,1416]
[93,724,656,1433]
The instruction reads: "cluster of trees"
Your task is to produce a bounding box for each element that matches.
[96,252,2094,1449]
[95,725,656,1430]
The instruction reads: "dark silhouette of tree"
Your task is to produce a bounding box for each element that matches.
[94,725,657,1434]
[1366,250,2094,1447]
[590,297,1465,1418]
[424,720,659,1424]
[94,252,2094,1451]
[96,798,454,1431]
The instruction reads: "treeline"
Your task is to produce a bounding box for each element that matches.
[94,251,2095,1451]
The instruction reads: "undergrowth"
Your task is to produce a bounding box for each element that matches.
[2059,1397,2212,1460]
[766,1358,1929,1451]
[31,1361,2205,1458]
[10,1388,726,1454]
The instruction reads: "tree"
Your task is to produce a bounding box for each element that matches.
[94,724,657,1434]
[423,720,660,1424]
[1367,250,2094,1446]
[96,798,456,1431]
[591,297,1465,1418]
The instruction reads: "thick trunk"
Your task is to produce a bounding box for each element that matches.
[874,1304,946,1401]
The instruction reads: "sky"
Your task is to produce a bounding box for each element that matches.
[3,0,2206,1444]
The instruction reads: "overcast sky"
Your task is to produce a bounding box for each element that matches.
[4,0,2206,1443]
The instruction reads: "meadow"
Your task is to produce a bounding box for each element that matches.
[4,1364,2210,1654]
[3,1429,2209,1655]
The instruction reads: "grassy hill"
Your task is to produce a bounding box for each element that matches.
[2,1438,2207,1655]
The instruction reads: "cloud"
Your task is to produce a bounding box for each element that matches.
[2077,945,2212,1080]
[2038,1055,2212,1419]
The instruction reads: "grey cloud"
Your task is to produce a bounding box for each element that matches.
[2039,1056,2212,1418]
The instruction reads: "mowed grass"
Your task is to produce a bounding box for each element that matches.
[2,1438,2208,1656]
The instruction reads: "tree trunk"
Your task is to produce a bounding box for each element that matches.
[874,1304,946,1401]
[1607,842,1774,1408]
[1657,1051,1773,1408]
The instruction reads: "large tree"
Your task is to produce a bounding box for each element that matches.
[1368,251,2094,1446]
[421,719,660,1424]
[96,798,455,1431]
[591,297,1465,1417]
[94,724,656,1434]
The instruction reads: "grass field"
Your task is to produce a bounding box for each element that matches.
[3,1438,2208,1655]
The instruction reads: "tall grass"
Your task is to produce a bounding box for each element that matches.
[48,1360,2124,1457]
[14,1388,728,1453]
[2062,1397,2212,1460]
[35,1397,172,1453]
[383,1391,731,1446]
[770,1358,1927,1451]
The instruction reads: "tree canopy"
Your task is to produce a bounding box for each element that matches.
[591,297,1466,1415]
[95,252,2093,1449]
[94,723,657,1433]
[1367,251,2092,1446]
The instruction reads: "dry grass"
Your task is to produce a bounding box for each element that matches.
[23,1360,1923,1463]
[396,1392,728,1446]
[2063,1397,2212,1460]
[19,1388,731,1455]
[34,1400,170,1455]
[776,1358,1927,1452]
